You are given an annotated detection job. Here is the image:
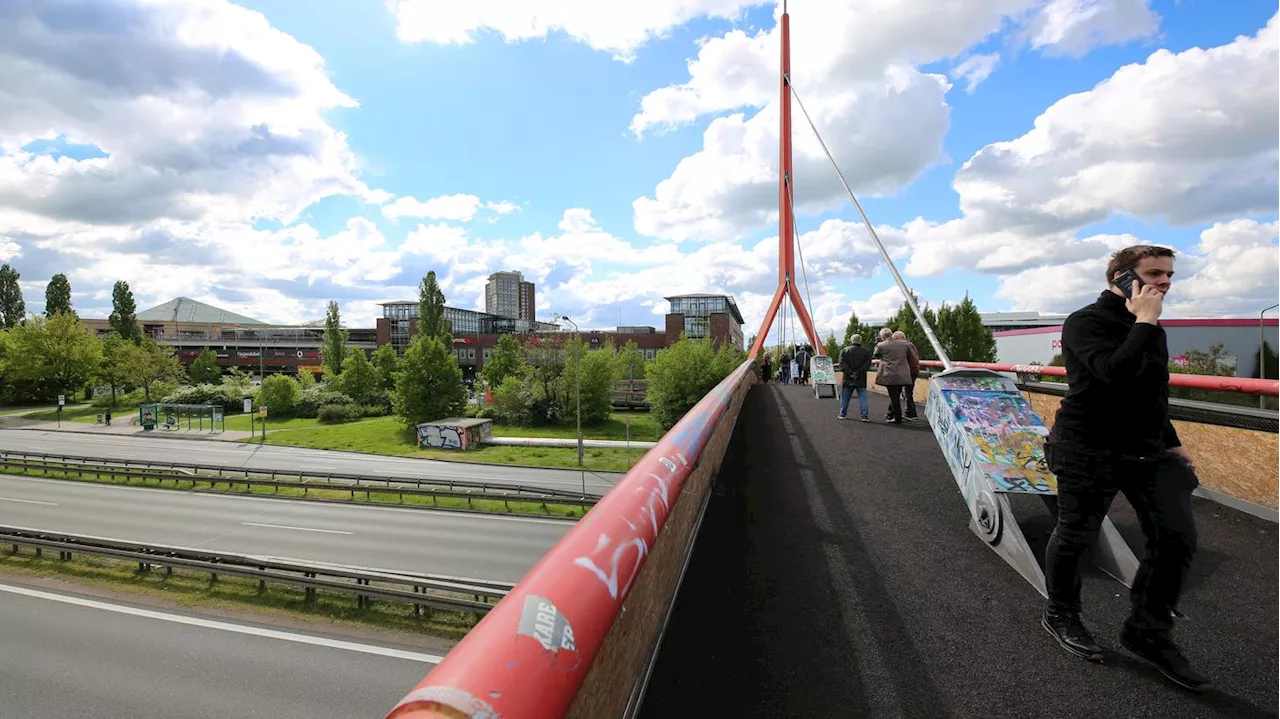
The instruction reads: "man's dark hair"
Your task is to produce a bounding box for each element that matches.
[1105,245,1176,286]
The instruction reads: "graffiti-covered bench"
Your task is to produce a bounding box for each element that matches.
[415,417,493,451]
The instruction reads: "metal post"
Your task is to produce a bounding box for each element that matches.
[1261,303,1278,408]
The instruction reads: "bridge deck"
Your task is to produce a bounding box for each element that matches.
[641,384,1277,719]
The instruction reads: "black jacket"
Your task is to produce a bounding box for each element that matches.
[1049,291,1181,457]
[838,345,872,388]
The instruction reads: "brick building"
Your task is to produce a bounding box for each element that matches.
[664,293,745,350]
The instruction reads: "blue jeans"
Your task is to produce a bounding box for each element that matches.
[839,386,868,418]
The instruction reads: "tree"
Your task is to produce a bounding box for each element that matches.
[842,310,876,350]
[297,367,317,389]
[1253,340,1278,380]
[482,334,525,388]
[118,339,185,403]
[393,334,465,427]
[44,273,74,318]
[223,367,255,392]
[885,293,938,360]
[417,271,450,340]
[370,344,400,391]
[97,333,132,405]
[0,264,25,329]
[321,300,348,382]
[336,349,379,404]
[935,294,996,362]
[646,336,741,429]
[109,280,141,343]
[259,373,302,416]
[556,336,615,425]
[6,313,101,400]
[614,339,647,381]
[188,348,221,385]
[824,332,840,359]
[524,337,566,423]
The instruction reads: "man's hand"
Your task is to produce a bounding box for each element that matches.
[1127,283,1165,324]
[1169,445,1194,468]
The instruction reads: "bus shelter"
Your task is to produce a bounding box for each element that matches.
[138,403,225,433]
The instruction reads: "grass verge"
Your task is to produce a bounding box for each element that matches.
[489,410,663,442]
[23,404,101,423]
[0,547,478,640]
[243,416,646,473]
[0,462,588,519]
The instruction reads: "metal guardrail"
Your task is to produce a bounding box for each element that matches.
[0,525,512,615]
[0,449,600,505]
[917,359,1280,396]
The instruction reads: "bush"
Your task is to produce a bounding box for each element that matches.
[162,383,251,412]
[475,403,499,420]
[359,403,390,418]
[462,403,480,418]
[316,404,355,423]
[493,374,536,426]
[258,374,301,417]
[646,338,746,429]
[295,388,355,418]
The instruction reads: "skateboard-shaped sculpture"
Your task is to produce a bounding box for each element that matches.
[924,367,1140,596]
[810,355,837,399]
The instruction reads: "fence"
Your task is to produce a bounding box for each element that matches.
[0,525,512,615]
[0,451,598,510]
[385,359,757,719]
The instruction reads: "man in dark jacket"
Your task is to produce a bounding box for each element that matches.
[796,345,812,385]
[1041,245,1208,692]
[837,335,872,421]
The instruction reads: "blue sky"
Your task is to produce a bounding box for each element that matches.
[0,0,1276,343]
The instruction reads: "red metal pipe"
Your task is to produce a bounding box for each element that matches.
[384,361,756,719]
[918,360,1279,397]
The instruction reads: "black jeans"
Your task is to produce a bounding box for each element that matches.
[899,382,917,417]
[885,384,909,420]
[1044,444,1199,636]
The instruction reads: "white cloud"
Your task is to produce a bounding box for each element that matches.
[951,53,1001,93]
[0,0,382,227]
[385,0,767,61]
[1023,0,1160,58]
[382,194,522,223]
[1167,219,1280,317]
[887,12,1278,308]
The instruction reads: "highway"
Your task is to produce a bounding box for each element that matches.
[0,428,623,496]
[0,474,572,583]
[0,581,440,719]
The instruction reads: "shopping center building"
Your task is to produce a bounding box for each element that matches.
[85,288,746,379]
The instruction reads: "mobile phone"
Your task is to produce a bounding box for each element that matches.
[1115,269,1145,299]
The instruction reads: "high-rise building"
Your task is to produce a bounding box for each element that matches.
[485,271,535,322]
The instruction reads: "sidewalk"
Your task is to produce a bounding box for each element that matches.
[484,436,657,449]
[0,415,253,442]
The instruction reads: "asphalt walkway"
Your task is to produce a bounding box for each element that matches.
[641,383,1278,719]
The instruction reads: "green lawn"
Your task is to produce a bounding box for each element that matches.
[243,415,648,473]
[488,410,662,442]
[222,414,322,432]
[23,404,102,423]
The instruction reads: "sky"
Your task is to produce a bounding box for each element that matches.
[0,0,1276,346]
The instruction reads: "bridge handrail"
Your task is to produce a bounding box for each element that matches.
[916,360,1279,397]
[385,359,757,719]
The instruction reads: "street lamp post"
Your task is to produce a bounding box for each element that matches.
[560,315,583,470]
[1261,303,1279,409]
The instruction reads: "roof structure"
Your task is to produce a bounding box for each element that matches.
[136,297,267,326]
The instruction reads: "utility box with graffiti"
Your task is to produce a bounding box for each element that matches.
[415,417,493,451]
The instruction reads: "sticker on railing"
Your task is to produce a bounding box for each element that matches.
[516,594,580,671]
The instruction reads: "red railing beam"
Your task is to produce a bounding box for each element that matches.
[918,360,1279,397]
[385,360,756,719]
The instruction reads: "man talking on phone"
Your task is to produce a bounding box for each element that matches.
[1041,244,1210,692]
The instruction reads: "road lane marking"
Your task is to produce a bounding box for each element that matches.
[0,496,58,506]
[0,582,443,663]
[0,474,580,525]
[241,522,353,535]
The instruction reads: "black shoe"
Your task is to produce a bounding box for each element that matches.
[1120,625,1213,692]
[1042,612,1104,662]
